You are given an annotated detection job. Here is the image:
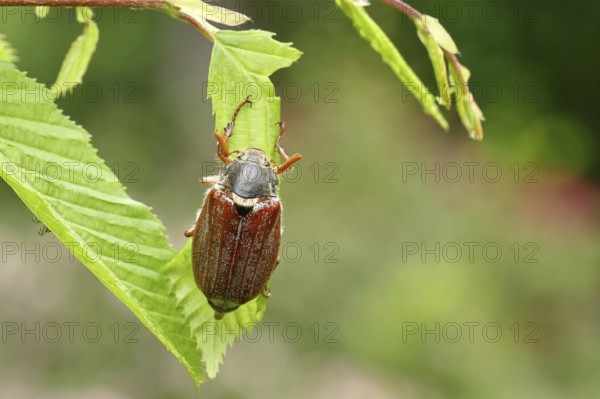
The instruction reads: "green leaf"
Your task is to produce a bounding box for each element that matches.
[176,0,251,29]
[448,60,484,140]
[415,19,450,109]
[420,15,458,54]
[0,34,18,63]
[165,240,267,379]
[336,0,448,130]
[0,61,204,384]
[53,7,99,98]
[208,30,302,160]
[161,0,251,40]
[35,6,50,19]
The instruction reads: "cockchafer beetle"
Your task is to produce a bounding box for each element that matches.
[185,97,302,320]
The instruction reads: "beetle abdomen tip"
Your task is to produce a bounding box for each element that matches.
[208,298,241,315]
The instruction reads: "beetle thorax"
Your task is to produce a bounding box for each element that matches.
[217,148,279,208]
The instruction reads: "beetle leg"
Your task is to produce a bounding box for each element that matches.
[277,154,303,175]
[215,131,231,164]
[215,97,253,164]
[275,122,302,175]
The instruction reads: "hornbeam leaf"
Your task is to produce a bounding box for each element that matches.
[208,30,302,158]
[421,15,458,54]
[0,34,18,63]
[415,19,450,109]
[170,0,251,35]
[336,0,449,130]
[0,61,204,385]
[177,0,251,27]
[53,7,99,97]
[448,59,484,140]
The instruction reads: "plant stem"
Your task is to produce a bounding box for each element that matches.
[0,0,214,41]
[379,0,422,20]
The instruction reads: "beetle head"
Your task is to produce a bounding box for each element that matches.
[218,148,279,207]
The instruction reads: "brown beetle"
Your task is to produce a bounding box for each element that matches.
[185,97,302,319]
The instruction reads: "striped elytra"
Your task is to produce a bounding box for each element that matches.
[191,188,281,317]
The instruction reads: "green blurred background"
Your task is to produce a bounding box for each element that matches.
[1,1,599,398]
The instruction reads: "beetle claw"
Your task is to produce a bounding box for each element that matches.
[184,227,195,237]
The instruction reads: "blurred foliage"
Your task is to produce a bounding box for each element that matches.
[1,0,599,398]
